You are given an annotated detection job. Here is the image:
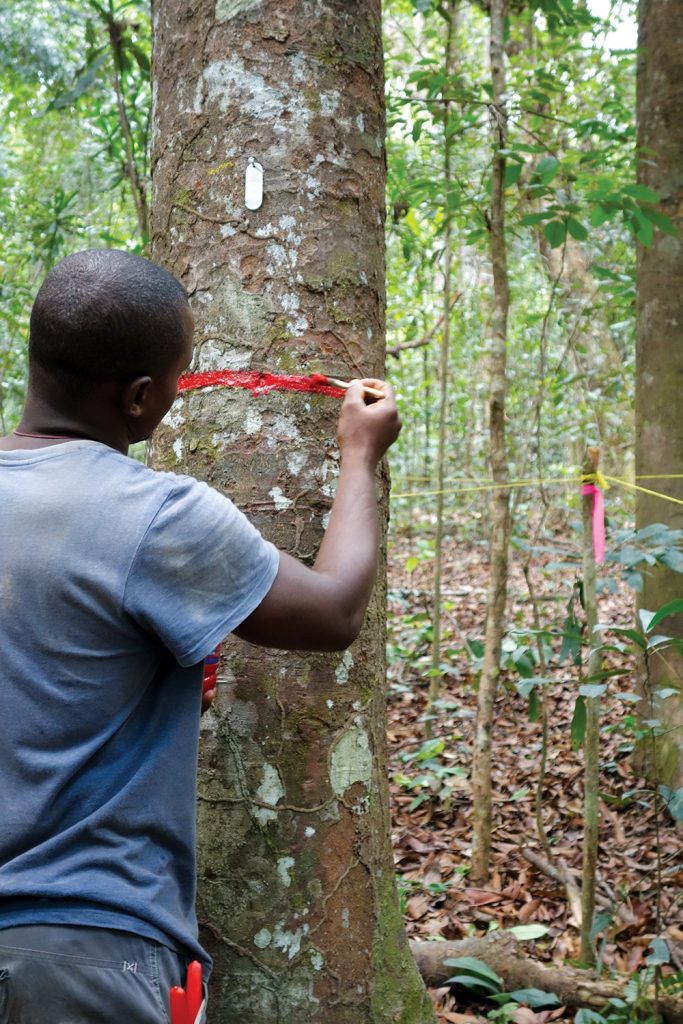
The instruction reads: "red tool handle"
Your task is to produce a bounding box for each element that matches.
[202,645,221,696]
[170,985,189,1024]
[170,962,204,1024]
[186,961,203,1021]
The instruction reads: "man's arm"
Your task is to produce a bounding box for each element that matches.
[234,378,401,651]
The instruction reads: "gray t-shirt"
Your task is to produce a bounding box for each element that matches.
[0,440,279,966]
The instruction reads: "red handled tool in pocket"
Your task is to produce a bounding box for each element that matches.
[202,644,221,697]
[170,960,204,1024]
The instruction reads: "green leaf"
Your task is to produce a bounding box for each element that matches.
[627,208,653,246]
[622,183,661,203]
[560,611,583,664]
[445,974,502,995]
[567,217,588,241]
[521,211,551,226]
[414,738,445,762]
[442,957,503,988]
[505,163,523,187]
[661,550,683,572]
[639,206,679,237]
[508,990,561,1009]
[575,1010,607,1024]
[590,910,613,941]
[129,42,150,74]
[543,220,566,248]
[508,924,549,940]
[590,203,616,227]
[660,785,683,822]
[600,626,646,649]
[536,156,559,183]
[510,786,530,802]
[47,50,109,110]
[644,599,683,633]
[579,683,606,699]
[528,689,540,723]
[571,696,587,750]
[646,937,671,966]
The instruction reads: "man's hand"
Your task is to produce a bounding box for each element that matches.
[201,688,216,714]
[337,379,401,468]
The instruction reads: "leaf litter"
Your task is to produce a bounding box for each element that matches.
[386,533,683,1023]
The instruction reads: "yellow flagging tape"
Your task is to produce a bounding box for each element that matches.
[392,472,683,507]
[392,476,582,500]
[604,475,683,508]
[636,474,683,480]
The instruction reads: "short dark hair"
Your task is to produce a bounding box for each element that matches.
[29,249,191,387]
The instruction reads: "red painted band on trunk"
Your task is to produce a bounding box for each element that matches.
[178,370,345,399]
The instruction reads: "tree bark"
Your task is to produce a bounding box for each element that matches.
[410,935,683,1024]
[635,0,683,789]
[149,2,435,1021]
[471,0,512,884]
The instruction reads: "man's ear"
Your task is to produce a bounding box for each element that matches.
[121,376,153,419]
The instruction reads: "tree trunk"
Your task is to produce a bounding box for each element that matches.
[148,2,435,1022]
[410,935,683,1024]
[427,1,456,727]
[635,0,683,790]
[471,0,512,884]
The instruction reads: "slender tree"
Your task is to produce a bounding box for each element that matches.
[635,0,683,789]
[470,0,512,884]
[149,1,436,1020]
[428,0,457,727]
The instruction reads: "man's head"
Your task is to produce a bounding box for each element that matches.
[28,249,193,442]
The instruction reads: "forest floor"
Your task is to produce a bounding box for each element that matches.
[386,527,683,1024]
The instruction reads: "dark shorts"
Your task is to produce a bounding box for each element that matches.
[0,925,205,1023]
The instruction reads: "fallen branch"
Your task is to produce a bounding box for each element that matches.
[520,847,639,931]
[410,932,683,1024]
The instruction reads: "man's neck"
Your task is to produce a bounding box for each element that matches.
[1,393,129,454]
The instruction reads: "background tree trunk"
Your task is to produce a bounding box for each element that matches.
[635,0,683,789]
[149,1,435,1021]
[470,0,512,884]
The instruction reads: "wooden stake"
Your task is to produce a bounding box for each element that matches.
[580,446,602,965]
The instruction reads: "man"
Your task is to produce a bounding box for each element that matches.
[0,249,400,1022]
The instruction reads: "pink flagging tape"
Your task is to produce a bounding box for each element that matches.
[582,484,605,564]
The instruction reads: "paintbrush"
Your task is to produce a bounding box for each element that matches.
[310,375,385,400]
